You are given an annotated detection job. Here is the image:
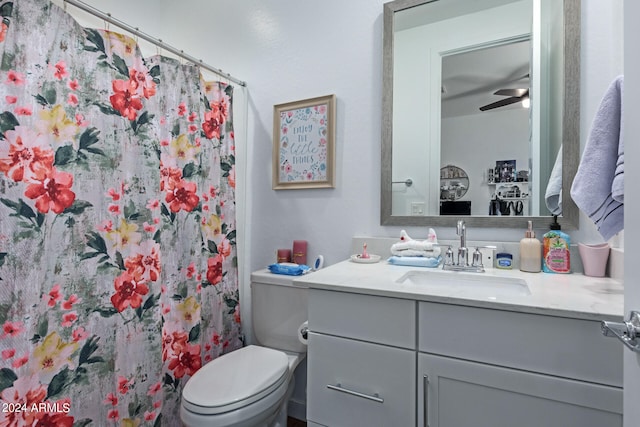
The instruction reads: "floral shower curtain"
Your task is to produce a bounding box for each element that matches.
[0,0,243,425]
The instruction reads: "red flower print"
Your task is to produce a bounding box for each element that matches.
[0,126,54,183]
[185,262,196,279]
[110,79,143,121]
[167,341,202,379]
[110,271,149,312]
[107,409,119,421]
[144,411,156,422]
[118,376,133,394]
[206,254,223,285]
[107,187,121,201]
[2,321,24,337]
[72,327,89,342]
[210,100,228,123]
[218,238,231,258]
[146,199,160,210]
[129,68,156,99]
[61,312,78,327]
[45,284,63,307]
[108,203,121,215]
[124,241,161,282]
[202,110,221,140]
[160,164,182,191]
[234,306,241,324]
[53,61,69,80]
[5,70,25,85]
[68,79,80,91]
[24,169,76,214]
[97,219,113,232]
[0,22,7,42]
[104,393,118,406]
[212,333,220,346]
[0,376,47,426]
[178,102,187,116]
[2,348,15,359]
[35,412,75,427]
[14,106,32,116]
[188,112,197,123]
[67,93,79,106]
[62,294,81,310]
[143,222,156,233]
[75,113,88,127]
[161,327,188,362]
[165,179,200,213]
[11,354,28,368]
[147,382,161,396]
[5,95,17,104]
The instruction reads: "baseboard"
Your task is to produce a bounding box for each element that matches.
[287,397,306,422]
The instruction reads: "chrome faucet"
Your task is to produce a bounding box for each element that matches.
[456,220,468,267]
[442,219,493,273]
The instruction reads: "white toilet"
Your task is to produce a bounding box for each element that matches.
[180,269,308,427]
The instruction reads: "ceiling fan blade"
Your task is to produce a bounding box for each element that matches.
[494,88,528,97]
[479,96,522,111]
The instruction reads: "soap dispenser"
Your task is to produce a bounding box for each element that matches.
[542,216,571,273]
[520,220,541,272]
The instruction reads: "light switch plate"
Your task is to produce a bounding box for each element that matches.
[411,202,425,216]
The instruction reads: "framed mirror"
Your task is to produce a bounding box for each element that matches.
[380,0,580,229]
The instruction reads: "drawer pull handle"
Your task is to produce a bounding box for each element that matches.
[327,383,384,403]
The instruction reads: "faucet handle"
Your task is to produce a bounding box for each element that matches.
[471,247,483,268]
[443,246,454,266]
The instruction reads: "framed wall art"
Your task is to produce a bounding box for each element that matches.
[272,94,336,189]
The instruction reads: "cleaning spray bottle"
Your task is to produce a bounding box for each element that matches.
[520,221,541,273]
[542,216,571,273]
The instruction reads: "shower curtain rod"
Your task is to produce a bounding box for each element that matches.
[62,0,247,87]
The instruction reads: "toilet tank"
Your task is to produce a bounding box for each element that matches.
[251,269,308,354]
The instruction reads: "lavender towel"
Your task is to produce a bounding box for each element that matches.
[570,76,624,240]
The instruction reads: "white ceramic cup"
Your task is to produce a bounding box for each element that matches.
[578,243,610,277]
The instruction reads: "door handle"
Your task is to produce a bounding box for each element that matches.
[601,311,640,353]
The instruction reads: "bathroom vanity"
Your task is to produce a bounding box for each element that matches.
[295,260,624,427]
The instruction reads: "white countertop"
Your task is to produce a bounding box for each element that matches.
[294,259,624,322]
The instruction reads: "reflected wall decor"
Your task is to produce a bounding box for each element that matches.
[273,94,336,189]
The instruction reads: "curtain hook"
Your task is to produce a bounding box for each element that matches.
[156,39,162,56]
[63,0,67,12]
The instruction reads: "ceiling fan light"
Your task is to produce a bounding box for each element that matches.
[522,98,530,108]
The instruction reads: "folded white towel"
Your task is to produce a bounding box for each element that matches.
[544,146,563,215]
[570,75,624,240]
[388,256,441,268]
[390,229,441,257]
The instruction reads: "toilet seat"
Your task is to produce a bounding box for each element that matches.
[182,345,289,415]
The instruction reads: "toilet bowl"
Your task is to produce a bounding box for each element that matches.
[180,270,308,427]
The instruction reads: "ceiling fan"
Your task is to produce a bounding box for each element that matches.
[479,87,529,111]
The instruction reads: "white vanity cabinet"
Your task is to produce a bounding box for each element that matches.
[417,301,623,427]
[306,289,417,427]
[304,275,623,427]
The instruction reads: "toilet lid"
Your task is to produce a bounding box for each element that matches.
[182,345,289,415]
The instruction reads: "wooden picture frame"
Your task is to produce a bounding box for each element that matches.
[272,94,336,190]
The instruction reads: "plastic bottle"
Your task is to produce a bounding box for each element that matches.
[520,220,542,272]
[542,216,571,273]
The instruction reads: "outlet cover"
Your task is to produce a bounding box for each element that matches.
[411,202,425,216]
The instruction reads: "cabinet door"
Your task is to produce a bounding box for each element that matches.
[307,332,416,427]
[418,353,622,427]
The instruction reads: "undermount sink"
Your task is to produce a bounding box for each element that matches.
[396,270,531,298]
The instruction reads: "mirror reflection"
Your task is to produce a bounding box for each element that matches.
[381,0,580,229]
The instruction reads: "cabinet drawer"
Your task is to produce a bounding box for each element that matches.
[307,332,416,427]
[418,302,623,387]
[418,353,622,427]
[309,289,416,348]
